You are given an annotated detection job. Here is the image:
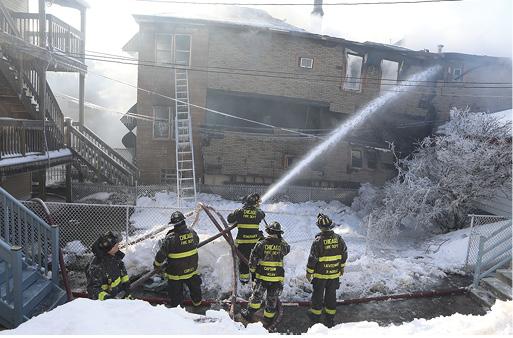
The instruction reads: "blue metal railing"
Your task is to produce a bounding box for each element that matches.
[0,187,59,286]
[473,220,512,288]
[0,241,24,327]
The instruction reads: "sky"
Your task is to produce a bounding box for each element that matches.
[1,191,512,335]
[29,0,513,148]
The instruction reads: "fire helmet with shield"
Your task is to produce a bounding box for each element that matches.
[97,231,120,253]
[169,211,186,227]
[265,221,284,234]
[244,193,261,207]
[316,213,334,230]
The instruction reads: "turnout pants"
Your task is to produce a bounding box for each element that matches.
[166,274,202,308]
[237,243,254,281]
[247,280,283,319]
[310,278,340,317]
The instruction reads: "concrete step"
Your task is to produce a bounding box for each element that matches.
[481,276,512,301]
[469,286,497,308]
[496,268,512,286]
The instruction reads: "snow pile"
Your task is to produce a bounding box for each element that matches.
[3,298,511,335]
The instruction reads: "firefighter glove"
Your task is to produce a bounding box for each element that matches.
[340,267,345,276]
[306,272,311,282]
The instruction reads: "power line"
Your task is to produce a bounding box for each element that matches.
[135,0,466,6]
[75,50,512,92]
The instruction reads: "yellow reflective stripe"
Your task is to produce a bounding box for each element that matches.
[255,273,284,282]
[193,300,203,306]
[99,291,109,300]
[249,302,261,309]
[121,274,130,283]
[240,272,250,278]
[165,269,197,280]
[319,255,342,262]
[236,238,259,244]
[154,260,161,267]
[313,272,341,279]
[306,267,314,274]
[325,307,336,315]
[264,310,275,318]
[168,248,197,259]
[341,263,346,267]
[101,276,121,290]
[310,308,322,315]
[258,261,282,267]
[238,224,260,229]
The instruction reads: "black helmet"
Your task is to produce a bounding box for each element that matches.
[265,221,284,234]
[169,211,186,226]
[97,231,120,253]
[316,213,334,230]
[244,193,261,207]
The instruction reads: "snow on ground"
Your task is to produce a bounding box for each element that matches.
[3,192,512,335]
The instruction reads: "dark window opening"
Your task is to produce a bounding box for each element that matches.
[351,149,362,168]
[367,150,378,170]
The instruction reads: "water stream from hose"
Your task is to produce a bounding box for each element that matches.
[261,65,441,203]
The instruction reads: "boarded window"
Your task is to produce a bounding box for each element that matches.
[343,52,363,91]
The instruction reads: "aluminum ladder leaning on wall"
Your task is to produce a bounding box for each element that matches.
[174,63,197,207]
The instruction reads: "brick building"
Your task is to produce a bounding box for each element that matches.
[122,6,512,189]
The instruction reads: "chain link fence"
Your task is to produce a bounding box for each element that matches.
[21,200,320,268]
[464,214,512,272]
[69,182,358,206]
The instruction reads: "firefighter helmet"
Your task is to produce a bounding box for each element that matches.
[169,211,186,226]
[97,231,120,253]
[265,221,284,234]
[316,213,334,230]
[244,193,261,206]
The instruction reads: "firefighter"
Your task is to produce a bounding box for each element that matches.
[240,221,290,323]
[227,193,266,284]
[86,231,132,300]
[306,213,347,328]
[153,211,202,308]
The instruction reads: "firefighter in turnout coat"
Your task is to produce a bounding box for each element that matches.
[86,231,132,300]
[227,193,266,284]
[241,221,290,322]
[153,211,202,308]
[306,214,347,328]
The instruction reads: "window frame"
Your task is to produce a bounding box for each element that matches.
[155,34,173,64]
[153,106,171,139]
[343,51,364,92]
[174,34,192,66]
[351,149,363,168]
[297,56,315,69]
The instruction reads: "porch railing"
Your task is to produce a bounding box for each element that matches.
[473,220,512,287]
[0,118,44,160]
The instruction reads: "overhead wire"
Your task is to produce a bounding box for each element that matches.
[135,0,466,6]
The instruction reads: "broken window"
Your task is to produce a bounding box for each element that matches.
[284,155,298,169]
[351,149,362,168]
[175,35,191,66]
[452,67,463,82]
[298,57,314,69]
[153,106,170,139]
[343,51,363,92]
[380,59,399,92]
[156,34,173,64]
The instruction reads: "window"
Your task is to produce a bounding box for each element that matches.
[380,60,399,91]
[351,149,362,168]
[156,34,173,63]
[161,169,177,184]
[153,106,170,139]
[453,68,463,82]
[367,150,378,170]
[343,51,363,91]
[298,57,314,69]
[175,35,191,66]
[284,155,298,168]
